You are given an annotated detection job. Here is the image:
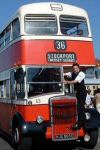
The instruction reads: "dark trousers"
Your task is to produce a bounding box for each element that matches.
[76,90,87,127]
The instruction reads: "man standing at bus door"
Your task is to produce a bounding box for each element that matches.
[64,63,87,130]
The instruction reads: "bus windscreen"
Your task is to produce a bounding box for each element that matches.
[60,15,88,37]
[26,67,62,97]
[25,14,57,35]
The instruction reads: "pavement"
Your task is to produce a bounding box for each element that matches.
[0,129,100,150]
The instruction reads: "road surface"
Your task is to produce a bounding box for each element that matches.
[0,130,100,150]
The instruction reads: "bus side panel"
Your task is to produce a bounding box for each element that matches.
[13,104,50,122]
[0,103,50,134]
[0,42,23,72]
[0,102,12,134]
[23,40,95,66]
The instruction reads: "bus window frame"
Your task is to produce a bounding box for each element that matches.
[26,66,63,98]
[0,17,21,53]
[59,15,89,37]
[0,79,10,100]
[0,31,5,50]
[0,81,4,99]
[5,24,11,46]
[14,67,25,99]
[24,14,58,35]
[12,17,20,40]
[10,70,16,99]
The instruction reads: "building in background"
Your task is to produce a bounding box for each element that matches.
[96,58,100,67]
[85,58,100,95]
[85,78,100,95]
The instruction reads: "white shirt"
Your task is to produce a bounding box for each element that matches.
[86,94,94,108]
[64,71,85,83]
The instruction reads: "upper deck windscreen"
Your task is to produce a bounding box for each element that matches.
[25,14,57,35]
[24,14,88,37]
[60,15,88,37]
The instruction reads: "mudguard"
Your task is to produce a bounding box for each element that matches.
[85,108,100,129]
[12,112,48,137]
[12,112,25,128]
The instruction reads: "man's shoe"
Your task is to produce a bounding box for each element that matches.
[71,124,81,130]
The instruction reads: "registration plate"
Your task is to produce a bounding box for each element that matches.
[56,134,75,140]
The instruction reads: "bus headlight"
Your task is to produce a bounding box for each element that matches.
[84,134,90,142]
[85,112,91,120]
[36,115,44,124]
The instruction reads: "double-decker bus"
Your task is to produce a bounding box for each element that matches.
[0,2,99,150]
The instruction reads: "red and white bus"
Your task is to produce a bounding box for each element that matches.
[0,2,99,150]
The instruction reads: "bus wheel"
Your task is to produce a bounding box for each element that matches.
[12,127,32,150]
[80,128,98,149]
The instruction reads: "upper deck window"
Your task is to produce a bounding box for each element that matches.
[60,15,88,37]
[0,32,5,50]
[5,25,11,45]
[12,18,20,40]
[24,14,57,35]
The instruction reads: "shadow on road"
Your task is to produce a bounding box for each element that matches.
[31,140,84,150]
[0,131,12,146]
[0,131,98,150]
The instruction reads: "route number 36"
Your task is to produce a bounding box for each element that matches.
[54,40,66,50]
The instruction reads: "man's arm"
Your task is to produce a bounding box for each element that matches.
[64,71,85,84]
[63,72,72,78]
[75,71,85,83]
[64,80,77,84]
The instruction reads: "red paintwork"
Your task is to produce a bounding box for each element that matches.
[0,102,50,134]
[0,40,95,71]
[51,99,78,140]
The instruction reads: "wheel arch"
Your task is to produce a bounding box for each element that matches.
[85,108,100,129]
[12,112,25,130]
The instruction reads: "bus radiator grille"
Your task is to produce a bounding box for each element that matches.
[50,98,78,141]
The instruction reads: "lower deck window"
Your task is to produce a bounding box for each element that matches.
[0,81,4,98]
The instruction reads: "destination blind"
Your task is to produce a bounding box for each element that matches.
[47,53,76,63]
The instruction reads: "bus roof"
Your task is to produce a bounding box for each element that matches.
[17,2,88,17]
[0,2,90,33]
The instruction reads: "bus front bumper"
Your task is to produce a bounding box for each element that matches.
[21,121,51,138]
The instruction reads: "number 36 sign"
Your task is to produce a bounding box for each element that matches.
[54,40,66,50]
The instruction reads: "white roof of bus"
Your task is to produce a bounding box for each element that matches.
[0,2,89,33]
[17,2,88,18]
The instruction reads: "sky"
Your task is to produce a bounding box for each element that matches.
[0,0,100,58]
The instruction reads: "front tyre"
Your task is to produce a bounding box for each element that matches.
[14,137,32,150]
[81,128,99,149]
[12,127,32,150]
